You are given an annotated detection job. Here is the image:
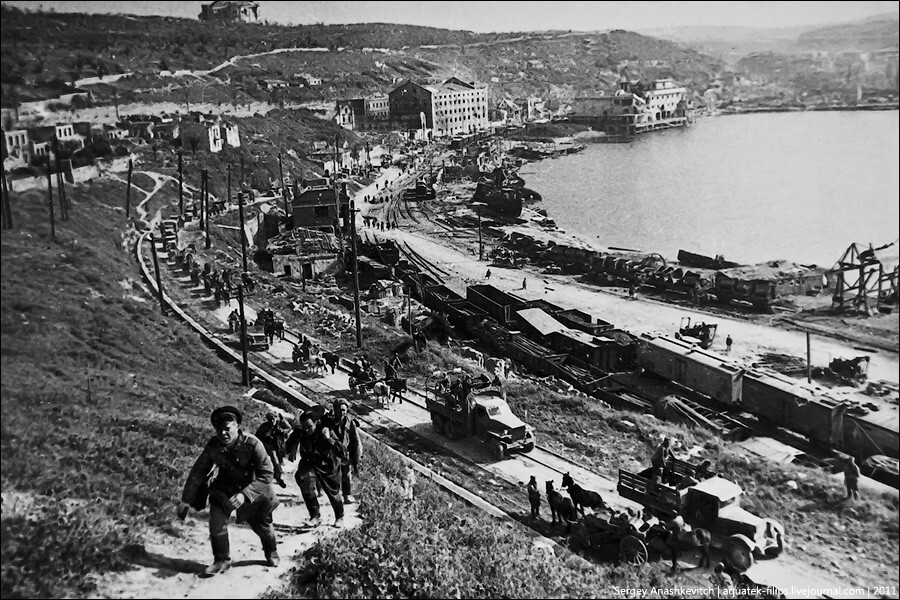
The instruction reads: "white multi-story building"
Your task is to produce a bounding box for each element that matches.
[642,78,686,121]
[389,77,488,138]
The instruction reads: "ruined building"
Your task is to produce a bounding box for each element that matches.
[199,0,260,23]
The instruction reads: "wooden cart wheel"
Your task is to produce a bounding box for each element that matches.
[725,535,755,573]
[620,535,649,566]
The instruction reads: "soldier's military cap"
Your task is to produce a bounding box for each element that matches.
[211,405,243,426]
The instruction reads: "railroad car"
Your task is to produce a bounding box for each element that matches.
[467,284,528,326]
[637,335,743,406]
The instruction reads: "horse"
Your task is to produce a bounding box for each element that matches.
[386,377,407,404]
[292,345,306,370]
[273,320,285,340]
[373,379,390,407]
[561,472,607,516]
[546,481,578,533]
[308,354,326,375]
[322,351,340,374]
[646,520,712,572]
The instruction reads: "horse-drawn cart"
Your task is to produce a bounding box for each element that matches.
[570,511,658,565]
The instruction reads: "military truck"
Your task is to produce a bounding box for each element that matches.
[426,372,535,460]
[617,464,784,572]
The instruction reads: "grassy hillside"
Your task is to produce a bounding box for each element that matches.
[0,179,267,597]
[0,5,722,107]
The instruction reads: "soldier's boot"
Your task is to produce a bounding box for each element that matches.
[262,536,279,567]
[205,534,232,576]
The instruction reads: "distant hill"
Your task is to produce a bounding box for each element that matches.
[798,15,899,52]
[0,6,723,106]
[641,13,899,63]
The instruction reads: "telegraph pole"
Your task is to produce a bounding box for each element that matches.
[278,152,288,214]
[1,161,12,229]
[473,201,486,261]
[149,233,166,315]
[199,168,206,231]
[177,152,184,215]
[203,169,211,249]
[237,191,249,274]
[237,284,250,386]
[332,134,341,240]
[52,138,67,221]
[226,164,232,209]
[806,332,812,384]
[46,162,55,241]
[350,199,362,349]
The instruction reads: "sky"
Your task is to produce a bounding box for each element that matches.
[2,1,898,33]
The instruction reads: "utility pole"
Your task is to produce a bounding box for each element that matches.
[226,164,232,210]
[806,331,812,384]
[350,199,362,349]
[407,284,413,340]
[177,152,184,215]
[125,158,133,218]
[203,169,211,249]
[52,138,67,221]
[1,161,12,229]
[278,152,287,214]
[237,284,250,386]
[149,233,166,315]
[237,191,249,274]
[333,148,345,253]
[46,162,55,241]
[473,201,486,261]
[199,169,206,231]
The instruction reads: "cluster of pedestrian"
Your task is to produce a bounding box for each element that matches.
[175,249,254,308]
[178,401,362,577]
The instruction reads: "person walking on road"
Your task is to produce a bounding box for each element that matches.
[725,334,733,353]
[527,475,541,518]
[177,406,280,576]
[286,408,346,527]
[255,412,289,488]
[327,398,361,504]
[844,456,861,500]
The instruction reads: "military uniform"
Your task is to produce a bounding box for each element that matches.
[180,407,279,572]
[286,415,345,523]
[326,400,361,503]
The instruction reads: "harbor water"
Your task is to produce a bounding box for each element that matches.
[521,110,900,266]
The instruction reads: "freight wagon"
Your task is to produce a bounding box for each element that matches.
[638,335,899,462]
[637,335,743,406]
[744,370,899,460]
[467,284,528,326]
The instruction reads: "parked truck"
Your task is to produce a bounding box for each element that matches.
[426,373,535,460]
[617,463,784,572]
